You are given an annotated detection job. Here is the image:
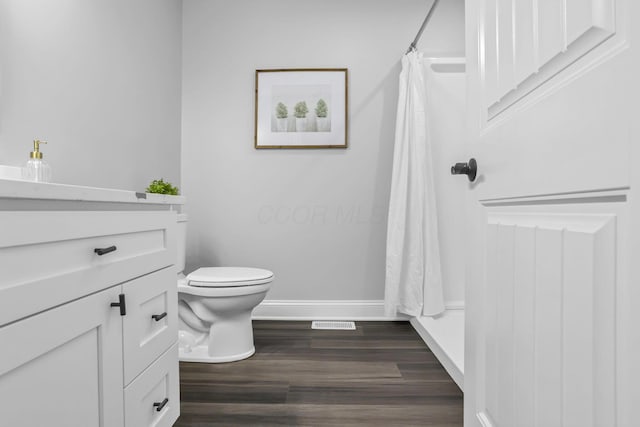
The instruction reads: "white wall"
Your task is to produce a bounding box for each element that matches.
[0,0,182,191]
[181,0,465,304]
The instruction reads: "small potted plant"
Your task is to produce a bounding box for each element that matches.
[146,178,179,195]
[294,101,308,132]
[275,102,288,132]
[315,99,329,132]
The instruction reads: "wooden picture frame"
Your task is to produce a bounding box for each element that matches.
[254,68,348,149]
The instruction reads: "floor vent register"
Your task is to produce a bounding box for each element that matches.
[311,321,356,330]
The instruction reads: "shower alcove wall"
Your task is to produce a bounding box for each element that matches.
[410,56,466,390]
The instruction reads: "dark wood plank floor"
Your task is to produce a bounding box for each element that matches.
[175,321,463,427]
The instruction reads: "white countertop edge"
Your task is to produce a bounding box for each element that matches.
[0,178,186,205]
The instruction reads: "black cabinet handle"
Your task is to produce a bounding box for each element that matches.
[110,294,126,316]
[151,312,167,322]
[153,398,169,412]
[94,246,117,256]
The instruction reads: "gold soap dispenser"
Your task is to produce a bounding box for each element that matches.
[22,139,52,183]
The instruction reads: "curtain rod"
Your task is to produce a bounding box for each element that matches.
[406,0,441,54]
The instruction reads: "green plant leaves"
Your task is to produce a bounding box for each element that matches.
[276,102,288,118]
[294,101,309,118]
[315,99,328,118]
[146,178,179,195]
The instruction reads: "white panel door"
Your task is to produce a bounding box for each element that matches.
[464,0,638,426]
[0,286,124,427]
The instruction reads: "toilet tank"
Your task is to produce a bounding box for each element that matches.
[176,213,188,274]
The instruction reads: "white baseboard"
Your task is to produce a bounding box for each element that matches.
[252,300,408,321]
[253,299,464,321]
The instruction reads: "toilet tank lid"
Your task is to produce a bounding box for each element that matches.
[187,267,274,287]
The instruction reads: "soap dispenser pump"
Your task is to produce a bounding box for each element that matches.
[23,139,52,183]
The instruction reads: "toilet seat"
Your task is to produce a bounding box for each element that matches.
[187,267,274,287]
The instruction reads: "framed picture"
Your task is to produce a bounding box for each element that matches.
[254,68,348,149]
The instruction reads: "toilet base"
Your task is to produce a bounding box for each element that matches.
[179,345,255,363]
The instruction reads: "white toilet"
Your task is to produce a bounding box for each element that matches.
[176,214,273,363]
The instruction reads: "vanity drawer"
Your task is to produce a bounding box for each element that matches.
[123,266,178,385]
[0,210,176,326]
[124,343,180,427]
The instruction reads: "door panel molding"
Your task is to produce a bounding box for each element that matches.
[481,0,619,120]
[478,208,618,426]
[479,187,628,206]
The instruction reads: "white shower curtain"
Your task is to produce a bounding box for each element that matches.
[385,51,444,317]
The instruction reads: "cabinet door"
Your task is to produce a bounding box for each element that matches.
[0,286,124,427]
[123,267,178,385]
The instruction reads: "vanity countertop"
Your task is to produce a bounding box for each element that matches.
[0,178,185,205]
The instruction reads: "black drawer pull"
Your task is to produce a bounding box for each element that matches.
[94,246,117,256]
[153,398,169,412]
[151,312,167,322]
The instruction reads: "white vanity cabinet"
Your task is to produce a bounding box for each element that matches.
[0,180,184,427]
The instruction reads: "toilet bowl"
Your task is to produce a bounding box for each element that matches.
[175,214,273,363]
